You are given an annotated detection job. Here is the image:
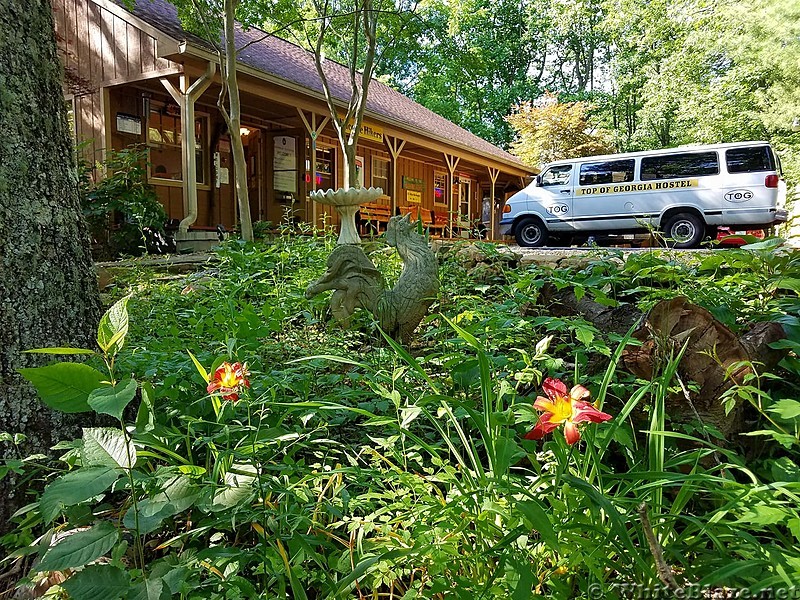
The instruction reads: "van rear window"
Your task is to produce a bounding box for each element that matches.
[580,159,635,186]
[640,152,719,180]
[725,146,775,173]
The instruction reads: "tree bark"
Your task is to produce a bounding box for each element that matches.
[220,0,254,242]
[0,0,101,532]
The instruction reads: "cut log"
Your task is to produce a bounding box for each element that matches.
[537,291,787,437]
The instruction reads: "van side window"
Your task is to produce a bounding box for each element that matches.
[640,152,719,180]
[726,146,775,173]
[579,159,635,186]
[541,165,572,186]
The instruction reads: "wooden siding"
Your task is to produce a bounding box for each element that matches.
[53,0,179,163]
[53,0,176,90]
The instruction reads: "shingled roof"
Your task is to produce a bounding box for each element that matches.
[121,0,529,170]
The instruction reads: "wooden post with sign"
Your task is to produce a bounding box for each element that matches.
[385,135,406,215]
[488,166,500,240]
[444,153,460,237]
[297,109,330,227]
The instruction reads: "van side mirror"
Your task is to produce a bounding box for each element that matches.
[535,174,542,187]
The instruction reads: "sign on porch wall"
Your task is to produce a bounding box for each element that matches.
[406,190,422,204]
[273,135,297,193]
[116,113,141,135]
[402,176,424,190]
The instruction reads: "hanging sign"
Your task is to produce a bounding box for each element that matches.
[406,190,422,204]
[344,122,384,143]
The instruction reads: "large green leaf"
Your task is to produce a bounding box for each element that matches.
[515,499,559,551]
[61,564,130,600]
[123,476,200,534]
[768,399,800,420]
[40,467,122,523]
[88,379,138,420]
[212,464,257,510]
[18,363,105,413]
[36,521,117,572]
[97,295,130,355]
[128,578,169,600]
[83,428,137,469]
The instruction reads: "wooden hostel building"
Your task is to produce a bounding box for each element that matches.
[53,0,535,247]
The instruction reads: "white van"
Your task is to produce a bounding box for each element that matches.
[499,142,788,248]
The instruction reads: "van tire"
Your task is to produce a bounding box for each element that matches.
[662,213,705,249]
[515,218,548,247]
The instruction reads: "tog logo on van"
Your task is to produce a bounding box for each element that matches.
[577,179,699,196]
[724,189,753,202]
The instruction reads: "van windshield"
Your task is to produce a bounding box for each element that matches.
[541,165,572,186]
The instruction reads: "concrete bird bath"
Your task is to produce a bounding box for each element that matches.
[310,186,384,245]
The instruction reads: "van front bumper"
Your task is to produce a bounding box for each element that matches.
[498,219,514,236]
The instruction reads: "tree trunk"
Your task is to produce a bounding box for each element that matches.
[223,0,253,242]
[0,0,101,533]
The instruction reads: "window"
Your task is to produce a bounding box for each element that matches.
[434,172,447,205]
[148,104,207,184]
[640,152,719,181]
[372,157,389,193]
[315,146,335,190]
[541,165,572,186]
[725,146,774,173]
[580,159,634,186]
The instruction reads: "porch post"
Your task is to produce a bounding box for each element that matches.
[297,109,330,228]
[488,167,500,240]
[160,62,216,234]
[443,153,460,237]
[384,135,406,214]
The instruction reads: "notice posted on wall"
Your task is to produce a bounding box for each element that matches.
[273,135,297,193]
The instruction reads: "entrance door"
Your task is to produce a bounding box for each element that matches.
[458,178,472,222]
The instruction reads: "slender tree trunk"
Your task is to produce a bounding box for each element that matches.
[0,0,101,532]
[221,0,253,242]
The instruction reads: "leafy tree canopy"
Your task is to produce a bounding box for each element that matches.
[506,92,612,167]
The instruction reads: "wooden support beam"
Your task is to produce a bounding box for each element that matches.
[385,135,406,215]
[297,109,330,227]
[488,166,500,241]
[444,153,460,237]
[160,61,216,233]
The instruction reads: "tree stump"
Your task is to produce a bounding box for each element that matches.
[538,288,787,437]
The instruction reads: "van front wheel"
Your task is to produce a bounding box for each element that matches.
[663,213,705,249]
[515,218,548,247]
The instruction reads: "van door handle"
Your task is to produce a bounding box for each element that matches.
[560,190,570,194]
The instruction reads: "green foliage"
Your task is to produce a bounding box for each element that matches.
[80,146,167,259]
[5,235,800,597]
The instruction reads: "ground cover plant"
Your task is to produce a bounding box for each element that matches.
[2,233,800,599]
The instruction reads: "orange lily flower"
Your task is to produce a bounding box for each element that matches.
[206,362,250,402]
[524,378,611,445]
